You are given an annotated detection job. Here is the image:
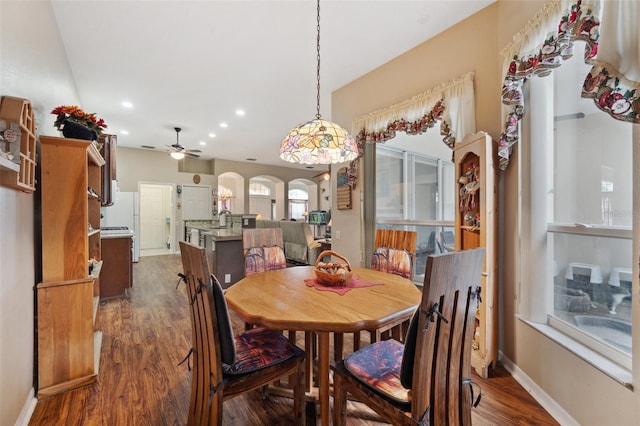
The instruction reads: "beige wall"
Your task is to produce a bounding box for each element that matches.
[332,1,638,424]
[3,1,638,424]
[331,3,503,265]
[0,1,82,424]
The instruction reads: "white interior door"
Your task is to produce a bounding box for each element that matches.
[140,184,167,249]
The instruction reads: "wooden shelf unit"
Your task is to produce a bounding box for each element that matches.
[0,96,37,192]
[36,135,105,398]
[453,131,497,378]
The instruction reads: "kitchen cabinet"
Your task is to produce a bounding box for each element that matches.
[204,230,244,288]
[100,235,133,299]
[99,133,117,206]
[453,131,497,379]
[36,136,104,398]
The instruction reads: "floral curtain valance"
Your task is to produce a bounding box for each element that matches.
[498,0,640,170]
[352,71,476,155]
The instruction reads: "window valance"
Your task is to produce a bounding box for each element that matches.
[352,71,476,154]
[499,0,640,170]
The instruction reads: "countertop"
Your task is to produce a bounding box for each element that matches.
[200,228,242,241]
[101,229,134,239]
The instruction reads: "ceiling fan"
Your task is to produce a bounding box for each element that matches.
[167,127,201,159]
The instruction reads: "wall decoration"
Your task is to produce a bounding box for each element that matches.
[337,167,352,210]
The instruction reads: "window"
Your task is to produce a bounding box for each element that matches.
[249,182,270,196]
[375,143,455,282]
[523,49,633,369]
[288,188,308,221]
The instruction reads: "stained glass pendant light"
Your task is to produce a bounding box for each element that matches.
[280,0,358,165]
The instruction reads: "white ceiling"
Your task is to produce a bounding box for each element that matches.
[52,0,494,171]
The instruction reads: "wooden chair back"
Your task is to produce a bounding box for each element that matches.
[242,227,284,250]
[372,229,417,279]
[179,241,224,425]
[374,228,417,253]
[410,247,484,424]
[242,228,286,275]
[179,241,306,425]
[332,248,485,425]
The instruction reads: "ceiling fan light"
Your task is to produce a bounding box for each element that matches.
[170,151,185,160]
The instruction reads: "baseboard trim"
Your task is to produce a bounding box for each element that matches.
[14,388,37,426]
[498,351,577,426]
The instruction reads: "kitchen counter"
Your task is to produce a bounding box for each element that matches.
[101,227,134,239]
[201,228,241,241]
[203,230,244,288]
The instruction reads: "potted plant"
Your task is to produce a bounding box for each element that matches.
[51,105,107,141]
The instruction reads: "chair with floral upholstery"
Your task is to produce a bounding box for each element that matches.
[242,228,287,275]
[178,241,306,425]
[371,229,417,280]
[332,248,485,426]
[344,229,417,354]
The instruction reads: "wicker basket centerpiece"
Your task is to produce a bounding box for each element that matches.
[314,250,353,287]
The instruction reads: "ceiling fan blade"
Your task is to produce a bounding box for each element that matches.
[186,152,200,158]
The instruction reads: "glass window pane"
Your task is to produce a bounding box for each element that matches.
[552,55,632,227]
[413,157,438,221]
[376,147,404,220]
[550,232,632,355]
[545,48,633,360]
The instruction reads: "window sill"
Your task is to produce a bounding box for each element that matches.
[519,317,633,390]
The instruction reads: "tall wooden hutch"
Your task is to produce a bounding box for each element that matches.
[36,135,105,397]
[453,131,497,378]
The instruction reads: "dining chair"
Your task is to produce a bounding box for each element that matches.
[331,248,485,426]
[178,241,306,426]
[241,228,314,369]
[342,229,418,355]
[242,228,287,275]
[371,229,418,279]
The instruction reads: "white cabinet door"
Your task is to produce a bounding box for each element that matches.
[182,185,212,220]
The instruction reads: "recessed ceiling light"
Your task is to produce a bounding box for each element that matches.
[121,101,133,108]
[219,122,228,128]
[236,109,245,116]
[199,141,206,146]
[120,130,129,135]
[208,133,216,138]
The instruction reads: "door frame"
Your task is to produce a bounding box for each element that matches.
[138,181,177,254]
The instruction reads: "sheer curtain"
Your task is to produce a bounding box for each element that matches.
[498,0,640,170]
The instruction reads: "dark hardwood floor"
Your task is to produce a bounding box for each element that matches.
[30,254,558,425]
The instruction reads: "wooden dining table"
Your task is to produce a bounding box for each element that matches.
[224,265,421,426]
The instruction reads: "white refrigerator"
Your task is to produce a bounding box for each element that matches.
[101,191,140,262]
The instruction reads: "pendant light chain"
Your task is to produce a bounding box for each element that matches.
[279,0,357,165]
[316,0,322,120]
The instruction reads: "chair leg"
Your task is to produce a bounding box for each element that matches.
[304,331,315,391]
[208,391,224,426]
[332,370,347,426]
[333,332,344,362]
[293,361,306,425]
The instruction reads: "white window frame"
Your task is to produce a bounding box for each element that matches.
[519,65,636,382]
